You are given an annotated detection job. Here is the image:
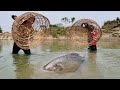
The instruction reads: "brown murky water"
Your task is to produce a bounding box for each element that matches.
[0,39,120,79]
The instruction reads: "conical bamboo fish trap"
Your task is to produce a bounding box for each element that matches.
[66,19,102,47]
[12,12,50,50]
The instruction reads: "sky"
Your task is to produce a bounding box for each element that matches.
[0,11,120,32]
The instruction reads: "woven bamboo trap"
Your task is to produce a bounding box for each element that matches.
[12,12,50,50]
[65,19,102,47]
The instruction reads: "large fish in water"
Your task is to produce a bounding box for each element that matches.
[43,53,85,73]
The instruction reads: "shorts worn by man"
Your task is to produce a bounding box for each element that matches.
[81,23,98,52]
[12,15,35,55]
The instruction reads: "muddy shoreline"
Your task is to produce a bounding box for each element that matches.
[0,32,120,40]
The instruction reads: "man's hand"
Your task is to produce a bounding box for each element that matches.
[81,23,88,28]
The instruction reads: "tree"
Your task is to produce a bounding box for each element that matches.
[61,17,70,24]
[71,17,75,23]
[0,26,2,33]
[116,17,120,21]
[116,17,120,24]
[61,17,76,24]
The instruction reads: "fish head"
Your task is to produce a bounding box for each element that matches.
[43,62,63,72]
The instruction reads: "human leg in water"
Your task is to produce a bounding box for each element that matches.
[12,42,31,55]
[88,45,97,52]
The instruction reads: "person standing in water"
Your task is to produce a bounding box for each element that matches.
[81,23,98,52]
[11,15,35,55]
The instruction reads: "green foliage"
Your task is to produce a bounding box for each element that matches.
[102,17,120,29]
[52,31,58,38]
[50,24,66,38]
[71,17,75,23]
[61,17,69,24]
[61,17,76,24]
[0,26,2,33]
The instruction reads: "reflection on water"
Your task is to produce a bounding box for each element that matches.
[0,39,120,79]
[12,55,34,79]
[80,52,102,79]
[0,40,2,53]
[98,39,120,49]
[40,39,86,52]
